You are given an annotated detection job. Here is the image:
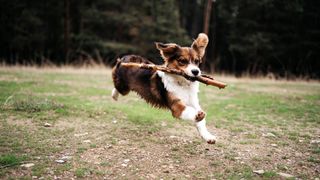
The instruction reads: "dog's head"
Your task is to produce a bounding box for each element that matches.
[155,33,208,77]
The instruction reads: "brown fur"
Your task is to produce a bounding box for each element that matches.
[112,56,191,118]
[166,92,186,118]
[112,55,168,108]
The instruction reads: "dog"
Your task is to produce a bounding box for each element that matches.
[111,33,216,144]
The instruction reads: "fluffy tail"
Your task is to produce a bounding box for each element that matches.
[114,58,122,68]
[111,58,122,101]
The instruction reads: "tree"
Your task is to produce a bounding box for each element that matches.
[0,0,319,78]
[203,0,213,35]
[64,0,70,62]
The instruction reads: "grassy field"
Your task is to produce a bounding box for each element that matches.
[0,67,319,179]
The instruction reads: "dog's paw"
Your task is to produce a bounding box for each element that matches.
[204,134,217,144]
[111,88,119,101]
[196,119,216,144]
[195,110,206,121]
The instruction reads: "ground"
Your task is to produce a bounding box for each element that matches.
[0,67,319,179]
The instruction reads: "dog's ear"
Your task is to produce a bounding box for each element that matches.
[191,33,209,59]
[155,42,180,60]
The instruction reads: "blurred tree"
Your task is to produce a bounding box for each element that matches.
[212,0,320,78]
[0,0,319,78]
[67,0,189,64]
[203,0,213,35]
[64,0,71,62]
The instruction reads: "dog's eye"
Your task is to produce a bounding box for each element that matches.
[178,60,188,66]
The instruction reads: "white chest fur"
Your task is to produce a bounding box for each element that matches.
[157,71,199,107]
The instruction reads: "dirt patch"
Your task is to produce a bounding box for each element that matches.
[4,116,36,130]
[48,120,319,179]
[2,113,319,179]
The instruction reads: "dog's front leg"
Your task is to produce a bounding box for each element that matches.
[167,93,216,144]
[195,118,216,144]
[173,103,217,144]
[191,97,217,144]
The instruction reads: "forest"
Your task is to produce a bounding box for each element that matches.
[0,0,319,78]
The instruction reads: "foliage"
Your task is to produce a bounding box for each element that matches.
[0,0,319,78]
[214,0,320,77]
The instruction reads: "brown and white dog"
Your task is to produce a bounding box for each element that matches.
[111,33,216,144]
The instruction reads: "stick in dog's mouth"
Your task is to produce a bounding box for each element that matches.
[120,62,227,89]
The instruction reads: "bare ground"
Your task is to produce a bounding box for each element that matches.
[3,114,319,179]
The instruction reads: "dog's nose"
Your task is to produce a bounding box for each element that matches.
[191,69,199,76]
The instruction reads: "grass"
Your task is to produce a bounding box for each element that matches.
[0,67,319,179]
[227,166,254,179]
[0,154,26,167]
[75,167,90,178]
[5,98,63,113]
[262,171,278,178]
[307,156,320,163]
[312,147,320,154]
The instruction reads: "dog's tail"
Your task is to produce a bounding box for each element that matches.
[111,58,123,101]
[112,58,123,76]
[116,58,122,67]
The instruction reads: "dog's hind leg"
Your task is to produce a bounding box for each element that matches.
[111,88,120,101]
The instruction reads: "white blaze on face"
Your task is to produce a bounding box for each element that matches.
[185,63,201,77]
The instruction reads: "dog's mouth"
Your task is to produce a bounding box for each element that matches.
[181,69,201,82]
[185,76,197,82]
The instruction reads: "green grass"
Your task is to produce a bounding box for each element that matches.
[0,154,26,167]
[262,171,278,178]
[31,164,48,177]
[307,156,320,163]
[3,96,64,113]
[200,83,320,130]
[312,147,320,154]
[75,167,90,178]
[0,67,319,179]
[227,166,254,179]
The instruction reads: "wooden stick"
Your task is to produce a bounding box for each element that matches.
[120,62,227,89]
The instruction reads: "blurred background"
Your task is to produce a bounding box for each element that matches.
[0,0,319,78]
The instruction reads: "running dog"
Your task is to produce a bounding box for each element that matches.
[111,33,216,144]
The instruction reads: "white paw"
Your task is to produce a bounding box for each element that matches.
[202,133,217,144]
[196,120,216,144]
[111,88,119,101]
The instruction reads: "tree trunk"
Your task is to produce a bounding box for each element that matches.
[202,0,214,71]
[203,0,213,35]
[64,0,70,63]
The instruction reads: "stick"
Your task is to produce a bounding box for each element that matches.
[120,62,227,89]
